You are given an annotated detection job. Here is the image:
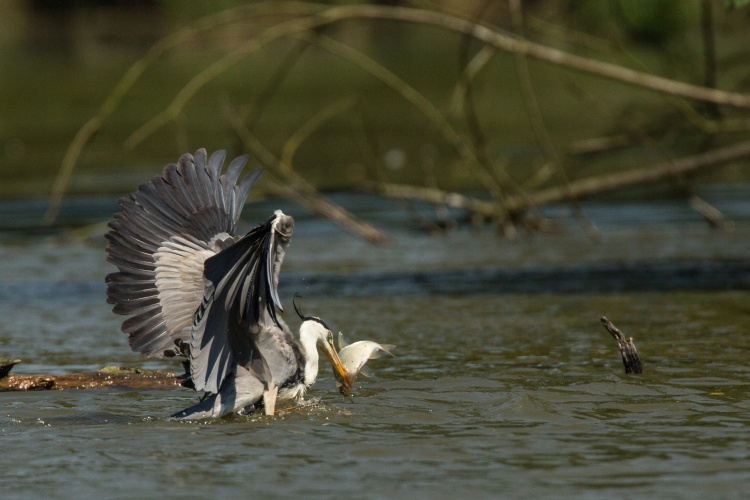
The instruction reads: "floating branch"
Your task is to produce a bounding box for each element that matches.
[600,317,643,375]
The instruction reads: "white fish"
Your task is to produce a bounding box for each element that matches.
[332,332,395,397]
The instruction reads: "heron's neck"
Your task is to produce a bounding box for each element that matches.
[299,329,320,387]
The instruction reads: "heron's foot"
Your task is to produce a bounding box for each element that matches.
[238,400,263,416]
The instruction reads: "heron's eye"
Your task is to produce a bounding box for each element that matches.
[327,332,333,342]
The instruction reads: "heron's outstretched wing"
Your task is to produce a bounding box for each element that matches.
[188,211,295,394]
[105,149,263,357]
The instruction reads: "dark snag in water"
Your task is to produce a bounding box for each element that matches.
[0,358,22,379]
[601,317,643,375]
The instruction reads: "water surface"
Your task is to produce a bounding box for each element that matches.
[1,191,749,498]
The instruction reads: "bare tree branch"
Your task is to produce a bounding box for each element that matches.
[373,139,750,220]
[47,2,750,232]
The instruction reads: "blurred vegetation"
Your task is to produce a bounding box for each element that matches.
[1,0,749,234]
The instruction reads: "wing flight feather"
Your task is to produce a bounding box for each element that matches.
[105,149,262,357]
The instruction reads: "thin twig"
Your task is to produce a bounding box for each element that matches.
[700,0,720,119]
[280,97,356,168]
[242,39,310,132]
[449,44,496,117]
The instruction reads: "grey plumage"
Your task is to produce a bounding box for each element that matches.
[106,150,262,358]
[105,148,335,419]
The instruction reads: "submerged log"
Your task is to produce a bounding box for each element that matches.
[0,365,182,391]
[600,317,643,375]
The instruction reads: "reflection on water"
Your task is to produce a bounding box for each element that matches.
[0,192,749,497]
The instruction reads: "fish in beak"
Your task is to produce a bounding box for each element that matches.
[292,294,394,398]
[332,333,395,397]
[321,334,353,397]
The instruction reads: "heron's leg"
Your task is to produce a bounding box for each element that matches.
[232,366,265,414]
[262,384,279,415]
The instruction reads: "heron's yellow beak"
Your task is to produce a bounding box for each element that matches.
[322,335,353,397]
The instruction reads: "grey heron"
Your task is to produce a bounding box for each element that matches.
[105,148,351,419]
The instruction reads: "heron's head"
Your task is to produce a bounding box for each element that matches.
[294,295,352,394]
